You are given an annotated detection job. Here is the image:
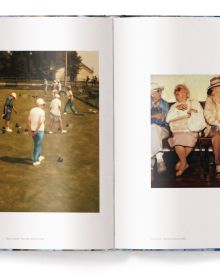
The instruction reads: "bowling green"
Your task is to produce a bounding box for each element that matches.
[0,89,99,212]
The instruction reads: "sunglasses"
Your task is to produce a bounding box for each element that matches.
[175,87,184,92]
[152,89,162,94]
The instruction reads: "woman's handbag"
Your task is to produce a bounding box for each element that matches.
[169,116,189,133]
[187,100,207,132]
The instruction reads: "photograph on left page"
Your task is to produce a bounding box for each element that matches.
[0,51,99,212]
[151,74,220,188]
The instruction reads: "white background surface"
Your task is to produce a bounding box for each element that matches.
[1,0,220,280]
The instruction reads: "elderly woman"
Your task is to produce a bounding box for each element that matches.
[166,84,205,176]
[204,76,220,181]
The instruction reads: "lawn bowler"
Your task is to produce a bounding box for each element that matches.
[48,93,67,134]
[28,98,46,166]
[2,92,17,132]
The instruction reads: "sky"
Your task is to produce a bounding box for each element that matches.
[77,51,99,77]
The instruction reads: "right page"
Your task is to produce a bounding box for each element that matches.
[114,16,220,250]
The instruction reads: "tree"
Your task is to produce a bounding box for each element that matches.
[0,51,82,81]
[67,51,82,81]
[5,52,30,79]
[0,52,11,76]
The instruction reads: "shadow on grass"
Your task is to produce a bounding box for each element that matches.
[0,156,32,165]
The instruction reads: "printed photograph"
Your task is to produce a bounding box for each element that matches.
[151,75,220,188]
[0,51,99,212]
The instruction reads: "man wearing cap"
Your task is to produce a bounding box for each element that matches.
[204,76,220,181]
[151,82,169,173]
[2,92,17,132]
[28,98,46,166]
[48,93,67,134]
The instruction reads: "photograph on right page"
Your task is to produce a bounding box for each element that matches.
[151,74,220,188]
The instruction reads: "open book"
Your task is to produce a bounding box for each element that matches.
[0,16,220,250]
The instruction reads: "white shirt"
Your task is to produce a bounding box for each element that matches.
[50,98,61,116]
[67,90,73,100]
[58,82,62,91]
[52,82,58,90]
[29,107,45,131]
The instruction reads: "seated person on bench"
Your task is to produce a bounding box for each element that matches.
[204,76,220,181]
[151,82,169,174]
[166,84,205,177]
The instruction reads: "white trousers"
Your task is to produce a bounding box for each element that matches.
[151,124,169,158]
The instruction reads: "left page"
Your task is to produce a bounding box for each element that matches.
[0,16,113,250]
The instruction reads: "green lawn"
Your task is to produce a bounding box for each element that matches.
[0,89,99,212]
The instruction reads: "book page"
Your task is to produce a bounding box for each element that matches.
[0,16,113,249]
[114,17,220,249]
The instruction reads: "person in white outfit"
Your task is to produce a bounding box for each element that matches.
[28,98,46,166]
[151,83,169,173]
[48,93,67,134]
[57,80,62,92]
[43,79,48,95]
[51,80,58,97]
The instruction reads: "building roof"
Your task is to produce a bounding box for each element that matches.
[80,63,94,74]
[55,62,94,76]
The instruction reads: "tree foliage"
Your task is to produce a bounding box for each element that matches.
[67,51,82,81]
[0,51,82,81]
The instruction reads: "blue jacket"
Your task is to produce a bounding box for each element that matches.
[151,98,169,127]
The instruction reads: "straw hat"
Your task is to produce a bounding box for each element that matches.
[207,76,220,95]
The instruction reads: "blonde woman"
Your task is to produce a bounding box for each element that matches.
[166,84,205,176]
